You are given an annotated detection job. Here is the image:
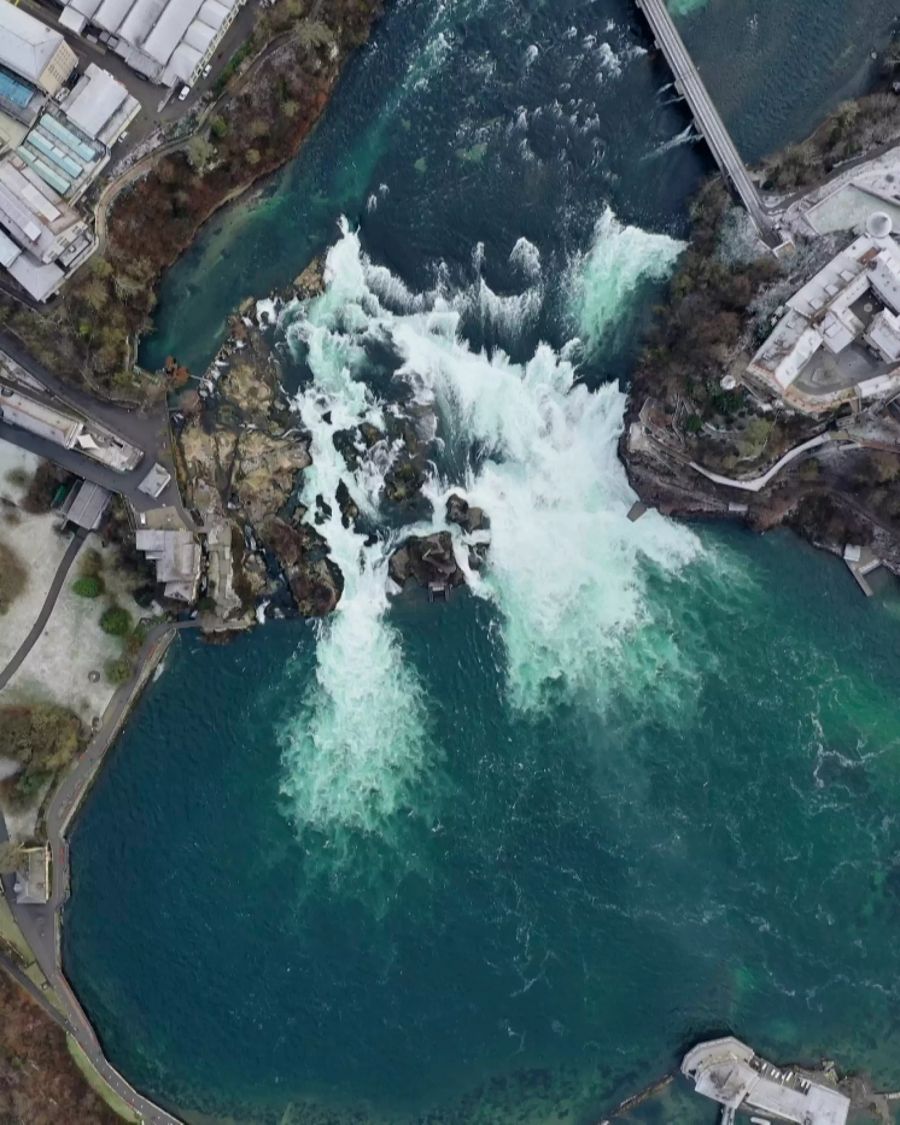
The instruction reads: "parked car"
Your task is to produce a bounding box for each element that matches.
[202,63,212,78]
[178,84,191,101]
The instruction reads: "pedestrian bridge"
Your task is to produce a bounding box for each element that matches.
[635,0,777,243]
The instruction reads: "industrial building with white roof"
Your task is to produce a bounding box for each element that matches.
[58,0,247,88]
[0,0,140,300]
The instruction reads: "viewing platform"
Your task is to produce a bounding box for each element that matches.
[635,0,776,243]
[682,1037,850,1125]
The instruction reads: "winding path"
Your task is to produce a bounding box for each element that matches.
[0,528,87,692]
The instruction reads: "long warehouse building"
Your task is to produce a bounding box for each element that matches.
[58,0,247,88]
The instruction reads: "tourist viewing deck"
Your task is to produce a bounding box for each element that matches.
[635,0,776,241]
[682,1038,851,1125]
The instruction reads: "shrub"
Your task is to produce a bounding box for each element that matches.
[79,547,103,578]
[209,115,228,139]
[21,462,67,514]
[72,576,105,598]
[684,413,703,435]
[0,543,27,614]
[104,657,132,685]
[4,468,27,487]
[100,605,132,636]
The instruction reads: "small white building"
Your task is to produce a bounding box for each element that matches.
[59,0,247,88]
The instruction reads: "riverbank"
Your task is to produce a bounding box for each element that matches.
[621,76,900,574]
[0,0,384,405]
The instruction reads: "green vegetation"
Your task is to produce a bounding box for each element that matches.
[0,704,82,811]
[20,462,69,514]
[66,1037,140,1124]
[72,576,105,598]
[4,467,28,488]
[78,547,103,578]
[104,657,133,686]
[0,542,27,614]
[0,843,24,875]
[99,605,132,636]
[763,93,899,192]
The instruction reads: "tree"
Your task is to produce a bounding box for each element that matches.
[104,657,132,685]
[100,606,132,636]
[72,576,104,598]
[0,842,24,875]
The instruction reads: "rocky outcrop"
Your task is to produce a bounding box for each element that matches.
[389,531,465,591]
[263,517,343,617]
[446,493,488,534]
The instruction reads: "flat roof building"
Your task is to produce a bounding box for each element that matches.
[682,1037,850,1125]
[64,479,112,530]
[0,0,77,96]
[0,385,84,447]
[59,0,247,88]
[59,63,141,147]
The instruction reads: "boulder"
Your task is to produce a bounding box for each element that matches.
[389,532,465,591]
[263,517,343,617]
[446,493,488,534]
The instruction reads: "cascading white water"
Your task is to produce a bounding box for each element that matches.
[277,213,700,838]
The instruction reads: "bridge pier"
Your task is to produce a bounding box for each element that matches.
[635,0,777,244]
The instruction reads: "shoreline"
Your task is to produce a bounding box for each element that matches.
[620,77,900,579]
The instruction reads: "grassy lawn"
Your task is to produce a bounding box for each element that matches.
[67,1036,141,1123]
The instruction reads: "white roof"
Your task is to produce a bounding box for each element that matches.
[60,63,129,138]
[0,227,21,267]
[61,0,241,84]
[869,251,900,313]
[0,0,66,83]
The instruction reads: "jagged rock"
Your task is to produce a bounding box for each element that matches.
[293,257,326,300]
[384,459,426,504]
[446,493,489,534]
[389,532,465,590]
[233,430,311,528]
[263,517,343,617]
[332,422,385,472]
[335,480,359,528]
[224,353,276,417]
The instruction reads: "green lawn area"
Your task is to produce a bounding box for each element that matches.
[67,1036,141,1123]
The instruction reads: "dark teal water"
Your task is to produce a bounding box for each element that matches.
[70,1,900,1123]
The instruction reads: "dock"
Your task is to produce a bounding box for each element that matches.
[635,0,776,242]
[843,544,882,597]
[682,1037,850,1125]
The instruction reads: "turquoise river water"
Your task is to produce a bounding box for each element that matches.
[65,1,900,1123]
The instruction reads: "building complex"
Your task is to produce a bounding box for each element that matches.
[58,0,247,89]
[747,212,900,414]
[0,0,140,301]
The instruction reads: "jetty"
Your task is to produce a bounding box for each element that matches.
[635,0,776,243]
[682,1037,850,1125]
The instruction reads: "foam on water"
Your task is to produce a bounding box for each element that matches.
[277,230,431,845]
[568,207,687,355]
[275,213,700,837]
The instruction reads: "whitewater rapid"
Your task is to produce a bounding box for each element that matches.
[277,213,700,841]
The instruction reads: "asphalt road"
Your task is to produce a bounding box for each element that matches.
[0,527,87,692]
[0,330,195,524]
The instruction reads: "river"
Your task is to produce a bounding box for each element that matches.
[65,1,900,1123]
